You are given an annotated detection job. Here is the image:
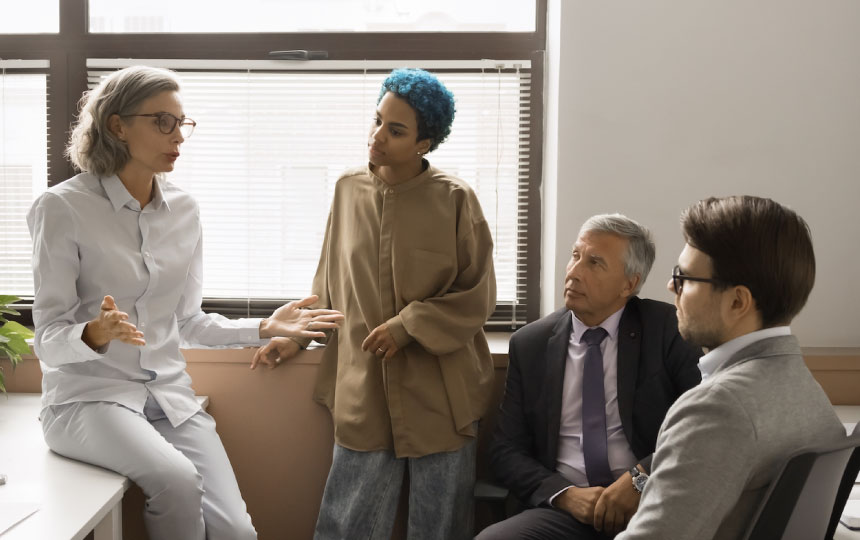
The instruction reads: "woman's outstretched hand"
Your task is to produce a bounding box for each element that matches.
[259,295,344,339]
[82,295,146,350]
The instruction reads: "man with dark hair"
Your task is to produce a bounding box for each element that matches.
[478,214,701,539]
[618,196,845,540]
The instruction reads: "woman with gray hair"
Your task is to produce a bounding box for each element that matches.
[27,65,342,540]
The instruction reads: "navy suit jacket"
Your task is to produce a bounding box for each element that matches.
[489,297,702,507]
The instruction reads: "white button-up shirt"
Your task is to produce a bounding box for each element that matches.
[555,306,638,489]
[28,173,266,427]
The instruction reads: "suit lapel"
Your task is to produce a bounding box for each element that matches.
[544,311,573,463]
[617,300,641,448]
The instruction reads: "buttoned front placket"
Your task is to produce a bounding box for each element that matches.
[378,184,408,453]
[378,186,397,318]
[136,201,159,381]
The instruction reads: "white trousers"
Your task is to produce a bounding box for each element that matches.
[41,396,256,540]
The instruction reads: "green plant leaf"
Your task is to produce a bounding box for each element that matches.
[0,334,9,343]
[0,295,21,306]
[0,307,20,317]
[4,335,29,356]
[0,342,21,367]
[0,321,35,339]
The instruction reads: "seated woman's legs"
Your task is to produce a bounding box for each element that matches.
[147,398,256,540]
[42,397,256,540]
[42,400,206,540]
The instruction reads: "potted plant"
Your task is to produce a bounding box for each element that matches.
[0,295,34,394]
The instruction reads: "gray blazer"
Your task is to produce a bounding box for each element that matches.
[618,335,846,540]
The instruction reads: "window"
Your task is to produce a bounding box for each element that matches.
[88,0,535,33]
[0,62,50,298]
[0,1,545,328]
[0,0,59,33]
[89,60,530,318]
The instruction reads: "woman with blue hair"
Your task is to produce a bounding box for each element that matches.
[254,68,497,538]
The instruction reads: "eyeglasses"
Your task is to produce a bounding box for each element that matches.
[121,112,196,138]
[671,265,726,294]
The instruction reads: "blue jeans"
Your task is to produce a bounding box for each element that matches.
[313,438,477,540]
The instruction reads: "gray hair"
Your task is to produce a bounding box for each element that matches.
[65,66,181,177]
[579,213,655,295]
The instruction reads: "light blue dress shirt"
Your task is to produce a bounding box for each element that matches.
[28,173,266,427]
[697,326,792,381]
[554,305,638,494]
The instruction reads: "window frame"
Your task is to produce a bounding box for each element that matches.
[0,0,545,329]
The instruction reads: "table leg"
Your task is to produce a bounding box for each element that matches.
[93,499,122,540]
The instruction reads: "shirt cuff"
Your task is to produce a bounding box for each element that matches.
[69,321,108,361]
[385,315,413,349]
[238,318,268,346]
[548,485,574,507]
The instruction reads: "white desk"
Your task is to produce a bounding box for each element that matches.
[0,393,208,540]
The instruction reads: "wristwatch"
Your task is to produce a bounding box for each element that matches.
[629,466,648,493]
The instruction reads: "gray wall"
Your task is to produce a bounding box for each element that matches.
[543,0,860,347]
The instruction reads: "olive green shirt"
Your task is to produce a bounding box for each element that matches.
[305,162,496,457]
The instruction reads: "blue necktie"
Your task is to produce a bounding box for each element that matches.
[581,327,613,487]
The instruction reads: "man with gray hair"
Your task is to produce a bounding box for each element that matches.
[478,214,702,539]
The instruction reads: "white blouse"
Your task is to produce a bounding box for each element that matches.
[28,173,265,427]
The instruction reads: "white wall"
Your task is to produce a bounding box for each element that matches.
[543,0,860,347]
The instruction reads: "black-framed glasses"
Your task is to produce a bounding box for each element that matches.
[671,265,726,294]
[121,112,196,138]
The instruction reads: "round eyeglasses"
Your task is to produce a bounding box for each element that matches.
[120,112,196,138]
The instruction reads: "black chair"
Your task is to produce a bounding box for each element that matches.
[474,479,510,525]
[827,422,860,539]
[743,423,860,540]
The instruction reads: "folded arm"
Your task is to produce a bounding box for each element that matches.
[387,214,496,356]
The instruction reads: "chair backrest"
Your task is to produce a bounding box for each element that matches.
[826,422,860,540]
[744,427,860,540]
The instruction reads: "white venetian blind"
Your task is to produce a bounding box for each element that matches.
[0,61,50,297]
[88,59,531,325]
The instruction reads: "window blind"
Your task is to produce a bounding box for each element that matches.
[0,61,50,298]
[87,59,531,325]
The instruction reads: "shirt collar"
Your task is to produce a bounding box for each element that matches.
[570,304,625,344]
[101,175,169,213]
[698,326,792,380]
[149,179,169,212]
[366,159,433,193]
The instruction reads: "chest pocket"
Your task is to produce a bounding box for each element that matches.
[401,248,454,302]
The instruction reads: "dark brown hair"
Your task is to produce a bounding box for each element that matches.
[681,196,815,327]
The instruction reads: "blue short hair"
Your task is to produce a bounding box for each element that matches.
[378,68,455,153]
